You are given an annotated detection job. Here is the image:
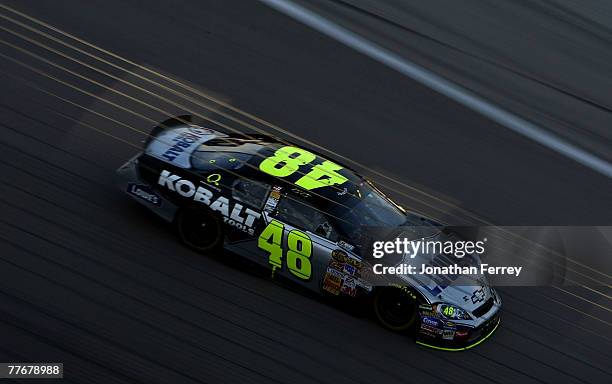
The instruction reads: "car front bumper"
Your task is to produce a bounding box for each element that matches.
[415,296,502,351]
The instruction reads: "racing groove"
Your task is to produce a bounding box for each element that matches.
[0,1,610,383]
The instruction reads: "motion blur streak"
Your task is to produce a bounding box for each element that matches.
[260,0,612,179]
[0,3,488,224]
[2,30,608,292]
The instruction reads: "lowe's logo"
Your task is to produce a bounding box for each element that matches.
[128,183,161,206]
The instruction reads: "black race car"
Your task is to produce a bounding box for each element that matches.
[117,116,501,350]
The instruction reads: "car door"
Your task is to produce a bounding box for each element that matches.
[257,193,345,292]
[221,177,271,254]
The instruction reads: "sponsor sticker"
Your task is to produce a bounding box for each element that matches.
[160,127,211,162]
[340,277,357,297]
[332,249,348,263]
[422,316,440,328]
[420,323,443,335]
[443,328,455,340]
[326,267,343,278]
[127,183,161,206]
[455,330,469,338]
[263,186,282,213]
[346,257,363,269]
[337,240,354,252]
[322,269,342,295]
[342,264,356,276]
[421,317,440,327]
[419,304,436,317]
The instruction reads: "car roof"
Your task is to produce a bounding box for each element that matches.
[194,133,366,207]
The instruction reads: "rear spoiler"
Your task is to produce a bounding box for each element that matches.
[144,115,192,147]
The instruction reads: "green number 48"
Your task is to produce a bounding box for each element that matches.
[259,146,348,190]
[258,220,312,280]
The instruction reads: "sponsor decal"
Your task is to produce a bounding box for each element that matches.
[442,328,455,340]
[337,240,354,252]
[422,316,440,327]
[326,267,343,278]
[263,186,282,213]
[340,277,357,297]
[161,127,212,162]
[419,330,437,338]
[322,268,342,295]
[127,183,161,206]
[271,185,283,194]
[420,323,443,335]
[342,263,356,276]
[470,287,486,304]
[328,253,368,292]
[158,170,261,235]
[419,303,436,317]
[329,260,345,270]
[332,249,348,263]
[455,330,469,338]
[346,257,362,269]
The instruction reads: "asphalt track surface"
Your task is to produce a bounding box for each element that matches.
[0,1,610,383]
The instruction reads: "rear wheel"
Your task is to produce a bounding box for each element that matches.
[373,287,418,332]
[176,208,223,252]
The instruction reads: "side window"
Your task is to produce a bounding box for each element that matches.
[232,178,270,209]
[273,196,339,241]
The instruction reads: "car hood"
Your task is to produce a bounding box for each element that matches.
[369,228,495,313]
[399,257,493,313]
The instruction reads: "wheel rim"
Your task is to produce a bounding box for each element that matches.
[376,289,417,330]
[180,210,221,250]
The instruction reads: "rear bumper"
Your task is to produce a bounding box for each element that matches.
[116,154,178,222]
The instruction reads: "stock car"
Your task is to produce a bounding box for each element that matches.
[116,115,502,350]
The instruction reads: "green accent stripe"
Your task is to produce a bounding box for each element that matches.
[416,318,500,351]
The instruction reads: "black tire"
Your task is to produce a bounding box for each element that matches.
[176,208,223,252]
[373,287,418,332]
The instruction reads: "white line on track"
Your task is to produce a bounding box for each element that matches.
[260,0,612,179]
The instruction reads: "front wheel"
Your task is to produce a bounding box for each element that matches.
[373,287,418,332]
[176,208,223,252]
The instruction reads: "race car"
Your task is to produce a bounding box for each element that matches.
[116,115,501,350]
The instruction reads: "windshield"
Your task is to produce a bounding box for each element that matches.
[328,181,402,245]
[327,180,439,252]
[339,183,405,226]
